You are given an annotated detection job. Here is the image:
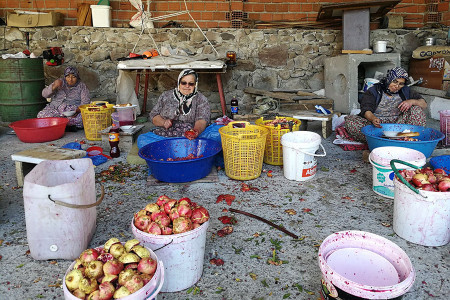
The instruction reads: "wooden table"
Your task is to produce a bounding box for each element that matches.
[117,56,227,116]
[11,145,86,187]
[278,110,334,139]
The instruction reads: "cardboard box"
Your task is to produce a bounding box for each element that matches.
[409,56,450,90]
[7,11,64,27]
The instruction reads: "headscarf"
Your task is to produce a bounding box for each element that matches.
[173,69,198,115]
[380,67,409,95]
[63,66,81,88]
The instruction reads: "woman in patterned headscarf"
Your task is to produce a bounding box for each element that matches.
[149,69,210,139]
[38,66,90,130]
[344,67,427,142]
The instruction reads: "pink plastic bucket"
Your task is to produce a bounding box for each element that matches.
[318,231,415,299]
[132,219,209,292]
[63,244,164,300]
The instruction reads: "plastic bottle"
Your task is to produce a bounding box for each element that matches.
[230,97,239,118]
[109,127,120,158]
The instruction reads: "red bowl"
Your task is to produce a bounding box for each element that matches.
[9,117,69,143]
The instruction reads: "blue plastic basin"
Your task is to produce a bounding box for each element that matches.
[361,124,444,158]
[139,138,222,183]
[430,155,450,174]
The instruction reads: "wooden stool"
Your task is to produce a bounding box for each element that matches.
[11,145,86,187]
[278,110,334,138]
[100,125,144,153]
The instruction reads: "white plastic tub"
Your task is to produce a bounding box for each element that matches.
[91,5,112,27]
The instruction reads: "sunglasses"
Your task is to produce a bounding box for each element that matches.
[180,81,196,87]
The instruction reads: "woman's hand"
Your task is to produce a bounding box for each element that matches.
[52,79,63,91]
[364,111,381,128]
[399,99,427,112]
[184,129,199,140]
[371,118,382,128]
[163,119,173,129]
[398,100,413,113]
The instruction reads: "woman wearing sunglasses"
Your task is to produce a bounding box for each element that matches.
[344,67,427,142]
[149,69,210,140]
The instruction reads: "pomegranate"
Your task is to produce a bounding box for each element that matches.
[124,274,144,294]
[421,183,437,192]
[137,257,157,275]
[86,290,99,300]
[72,289,86,299]
[85,260,104,280]
[178,197,192,206]
[173,217,193,234]
[103,259,124,276]
[151,210,168,222]
[134,214,151,232]
[160,226,173,235]
[147,222,162,235]
[169,207,180,221]
[65,269,84,291]
[438,180,450,192]
[144,203,160,214]
[98,281,115,300]
[177,203,192,218]
[411,173,429,187]
[163,199,177,214]
[156,195,171,206]
[191,207,210,224]
[80,249,100,266]
[79,277,99,294]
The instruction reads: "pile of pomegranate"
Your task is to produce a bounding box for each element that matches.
[64,238,157,299]
[397,167,450,192]
[263,118,299,129]
[134,195,210,235]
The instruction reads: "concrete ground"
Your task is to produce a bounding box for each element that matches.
[0,118,448,300]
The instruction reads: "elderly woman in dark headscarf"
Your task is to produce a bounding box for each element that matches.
[149,69,210,139]
[38,66,90,129]
[344,67,427,142]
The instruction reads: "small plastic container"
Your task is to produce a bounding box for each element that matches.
[439,110,450,147]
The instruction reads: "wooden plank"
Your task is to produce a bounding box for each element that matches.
[11,145,86,165]
[342,49,373,54]
[244,87,329,102]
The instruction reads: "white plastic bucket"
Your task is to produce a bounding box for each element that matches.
[90,5,112,27]
[393,178,450,246]
[281,131,326,181]
[369,147,426,199]
[132,219,209,292]
[23,158,102,260]
[63,244,164,300]
[363,78,379,91]
[318,230,415,299]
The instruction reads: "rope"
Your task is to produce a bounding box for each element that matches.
[129,0,219,59]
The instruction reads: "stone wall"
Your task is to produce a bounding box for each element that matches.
[0,27,447,118]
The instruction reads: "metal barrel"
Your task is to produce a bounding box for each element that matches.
[0,58,46,122]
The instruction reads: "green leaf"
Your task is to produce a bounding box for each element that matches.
[283,293,291,299]
[186,287,194,294]
[250,254,261,259]
[293,283,303,292]
[16,264,24,268]
[232,245,243,254]
[321,166,329,172]
[261,279,269,287]
[215,287,224,294]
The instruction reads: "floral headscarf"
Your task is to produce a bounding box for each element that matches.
[63,66,81,88]
[381,67,409,95]
[173,69,198,115]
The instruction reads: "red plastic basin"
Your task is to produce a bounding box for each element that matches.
[9,117,69,143]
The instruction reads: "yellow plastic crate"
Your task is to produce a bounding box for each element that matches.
[255,116,301,165]
[219,121,269,180]
[80,101,114,141]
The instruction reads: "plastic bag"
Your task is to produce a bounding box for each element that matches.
[129,0,154,29]
[116,70,141,115]
[23,158,98,260]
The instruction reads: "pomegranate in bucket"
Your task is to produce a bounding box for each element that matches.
[63,238,163,300]
[131,195,210,292]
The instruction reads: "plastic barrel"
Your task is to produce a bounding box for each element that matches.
[0,58,46,122]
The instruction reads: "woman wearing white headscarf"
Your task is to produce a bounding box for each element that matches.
[344,67,427,142]
[149,69,210,139]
